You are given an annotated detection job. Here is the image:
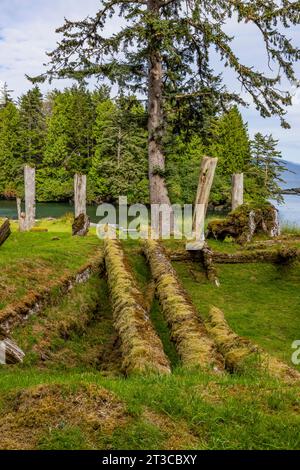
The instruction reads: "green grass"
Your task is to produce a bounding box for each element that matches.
[0,220,101,310]
[1,221,300,449]
[173,260,300,368]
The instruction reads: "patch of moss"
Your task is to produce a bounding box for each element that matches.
[206,306,300,383]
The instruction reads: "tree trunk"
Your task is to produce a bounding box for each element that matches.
[24,165,36,231]
[147,0,172,209]
[74,173,87,218]
[231,173,244,211]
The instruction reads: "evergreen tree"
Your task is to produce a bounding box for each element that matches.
[18,86,46,166]
[209,106,251,176]
[38,86,95,201]
[32,0,300,209]
[0,101,22,197]
[89,95,148,203]
[249,133,286,203]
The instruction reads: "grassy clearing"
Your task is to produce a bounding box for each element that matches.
[174,259,300,368]
[0,221,101,310]
[1,220,300,449]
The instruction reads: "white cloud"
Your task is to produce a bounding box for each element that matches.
[0,0,299,163]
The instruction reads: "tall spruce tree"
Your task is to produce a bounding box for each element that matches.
[0,100,22,197]
[90,95,148,203]
[18,86,46,167]
[249,132,286,203]
[32,0,300,209]
[39,85,95,201]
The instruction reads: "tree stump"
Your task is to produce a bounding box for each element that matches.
[207,203,280,245]
[0,218,11,246]
[72,213,90,237]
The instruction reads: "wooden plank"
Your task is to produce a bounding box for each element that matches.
[231,173,244,211]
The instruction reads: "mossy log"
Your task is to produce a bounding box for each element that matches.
[104,239,171,376]
[206,307,300,383]
[207,203,280,244]
[0,219,11,246]
[143,239,224,371]
[169,247,299,265]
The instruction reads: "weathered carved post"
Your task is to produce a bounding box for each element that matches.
[74,173,87,218]
[72,173,90,236]
[23,165,36,231]
[187,156,218,250]
[231,173,244,211]
[16,197,22,221]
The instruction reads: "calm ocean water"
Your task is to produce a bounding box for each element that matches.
[276,161,300,226]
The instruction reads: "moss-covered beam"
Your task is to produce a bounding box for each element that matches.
[206,307,300,383]
[143,239,224,371]
[104,239,171,376]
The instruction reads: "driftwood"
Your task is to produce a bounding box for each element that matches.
[0,338,25,364]
[0,219,11,246]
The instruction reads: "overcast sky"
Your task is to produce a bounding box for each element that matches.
[0,0,299,163]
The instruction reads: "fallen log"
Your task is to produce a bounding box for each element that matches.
[0,219,11,246]
[143,239,224,371]
[206,307,300,383]
[168,248,300,264]
[0,338,25,364]
[104,238,171,376]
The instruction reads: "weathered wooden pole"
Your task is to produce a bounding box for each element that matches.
[16,197,22,221]
[231,173,244,211]
[74,173,87,218]
[73,174,90,236]
[192,156,218,234]
[24,165,36,231]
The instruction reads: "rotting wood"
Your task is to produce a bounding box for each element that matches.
[168,248,300,264]
[206,306,300,383]
[72,213,90,237]
[199,244,220,286]
[0,219,11,246]
[231,173,244,211]
[0,338,25,364]
[24,165,36,231]
[104,238,171,376]
[143,239,224,371]
[0,253,105,337]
